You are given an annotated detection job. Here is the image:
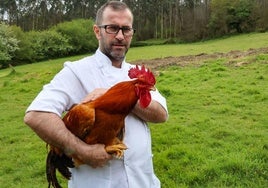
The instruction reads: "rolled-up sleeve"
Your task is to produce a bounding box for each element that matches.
[151,89,168,114]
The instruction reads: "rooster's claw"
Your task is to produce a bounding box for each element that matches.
[105,143,127,158]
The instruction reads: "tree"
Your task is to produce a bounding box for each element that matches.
[0,0,17,24]
[254,0,268,31]
[209,0,257,36]
[226,0,255,33]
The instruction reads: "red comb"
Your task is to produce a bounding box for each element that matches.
[128,65,156,85]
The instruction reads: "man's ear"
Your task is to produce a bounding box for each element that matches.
[93,25,101,40]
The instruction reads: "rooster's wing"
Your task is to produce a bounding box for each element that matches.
[63,103,95,140]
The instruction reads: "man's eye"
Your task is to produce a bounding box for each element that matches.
[123,27,131,31]
[108,26,119,31]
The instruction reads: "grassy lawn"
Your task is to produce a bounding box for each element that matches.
[0,32,267,187]
[153,57,268,187]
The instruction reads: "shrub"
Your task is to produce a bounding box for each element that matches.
[1,19,97,68]
[38,30,73,59]
[17,30,72,63]
[10,25,36,64]
[0,23,19,68]
[52,19,98,54]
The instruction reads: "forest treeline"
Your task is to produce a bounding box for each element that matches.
[1,0,268,68]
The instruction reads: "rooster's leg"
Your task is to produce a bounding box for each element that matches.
[105,143,127,158]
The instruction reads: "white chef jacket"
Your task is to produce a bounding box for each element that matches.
[26,49,168,188]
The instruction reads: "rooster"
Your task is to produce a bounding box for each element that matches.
[46,65,156,188]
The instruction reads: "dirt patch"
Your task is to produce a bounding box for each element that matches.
[132,47,268,71]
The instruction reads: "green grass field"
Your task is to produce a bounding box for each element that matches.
[153,57,268,187]
[0,32,267,187]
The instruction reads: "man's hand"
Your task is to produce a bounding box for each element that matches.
[75,143,113,168]
[81,88,108,103]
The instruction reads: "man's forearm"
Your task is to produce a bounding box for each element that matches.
[132,100,168,123]
[24,111,112,167]
[24,111,84,155]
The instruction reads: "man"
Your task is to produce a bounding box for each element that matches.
[24,1,168,188]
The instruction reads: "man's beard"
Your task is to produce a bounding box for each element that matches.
[101,40,129,62]
[109,47,128,61]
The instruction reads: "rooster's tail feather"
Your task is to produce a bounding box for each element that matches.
[46,150,74,188]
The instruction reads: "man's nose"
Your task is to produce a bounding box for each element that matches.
[115,29,125,40]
